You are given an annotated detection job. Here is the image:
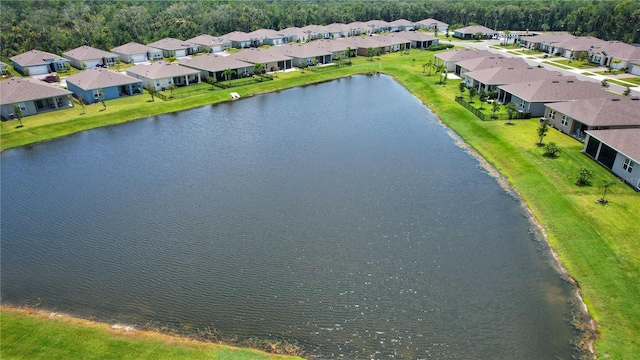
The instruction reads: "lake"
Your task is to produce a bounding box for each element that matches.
[1,75,579,358]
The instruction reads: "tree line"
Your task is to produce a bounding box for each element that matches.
[1,0,639,59]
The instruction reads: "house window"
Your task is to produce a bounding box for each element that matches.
[549,109,556,120]
[561,115,568,126]
[623,158,634,173]
[18,103,27,111]
[520,99,526,109]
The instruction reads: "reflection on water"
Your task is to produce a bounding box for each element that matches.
[1,75,578,358]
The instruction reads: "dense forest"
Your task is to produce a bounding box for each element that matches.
[1,0,639,59]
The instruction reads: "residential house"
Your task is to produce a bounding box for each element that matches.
[550,36,606,60]
[10,49,71,75]
[498,77,608,117]
[147,38,198,58]
[221,31,252,49]
[587,41,640,70]
[325,23,351,39]
[543,97,640,139]
[453,25,498,40]
[187,34,230,53]
[455,56,528,77]
[247,29,287,46]
[230,48,293,72]
[0,78,73,120]
[463,65,561,92]
[271,42,333,67]
[126,61,201,91]
[299,25,330,40]
[0,61,8,75]
[178,54,254,80]
[629,61,640,76]
[388,19,416,32]
[416,18,448,32]
[519,33,575,52]
[341,36,388,56]
[280,27,310,43]
[346,22,367,36]
[387,31,438,49]
[434,49,494,73]
[111,42,163,63]
[363,20,389,34]
[583,128,640,190]
[65,68,143,104]
[63,45,119,69]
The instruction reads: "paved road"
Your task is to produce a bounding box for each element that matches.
[444,39,640,96]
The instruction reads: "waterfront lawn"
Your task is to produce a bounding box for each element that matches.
[1,49,639,359]
[1,307,302,360]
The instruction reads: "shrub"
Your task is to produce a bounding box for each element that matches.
[576,167,593,186]
[426,44,454,51]
[543,142,560,157]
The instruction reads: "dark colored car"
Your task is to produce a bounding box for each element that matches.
[41,75,57,83]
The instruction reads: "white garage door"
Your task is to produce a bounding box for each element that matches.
[28,65,50,75]
[175,50,186,58]
[85,60,100,69]
[629,64,640,76]
[212,45,223,53]
[132,54,147,63]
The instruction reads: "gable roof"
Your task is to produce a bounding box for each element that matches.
[10,49,69,66]
[65,68,141,90]
[247,29,285,40]
[454,25,497,34]
[585,128,640,162]
[466,66,563,86]
[299,25,329,35]
[522,33,576,46]
[545,97,640,127]
[111,42,158,55]
[187,34,228,47]
[63,45,116,61]
[388,19,415,27]
[178,54,253,73]
[416,18,448,28]
[590,41,640,61]
[0,78,71,105]
[435,49,494,62]
[230,48,292,64]
[455,56,529,72]
[221,31,251,42]
[325,23,350,33]
[499,77,608,102]
[126,61,200,79]
[270,43,332,59]
[385,31,437,42]
[147,38,196,51]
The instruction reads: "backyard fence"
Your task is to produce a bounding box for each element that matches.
[156,87,214,101]
[454,96,531,121]
[214,74,274,89]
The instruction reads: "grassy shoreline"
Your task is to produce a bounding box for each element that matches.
[2,51,639,358]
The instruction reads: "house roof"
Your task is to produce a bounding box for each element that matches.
[111,42,158,56]
[247,29,285,40]
[454,25,497,35]
[416,18,448,28]
[522,33,576,46]
[385,31,438,42]
[126,61,200,80]
[587,128,640,162]
[553,36,606,52]
[230,48,292,64]
[346,21,367,31]
[363,20,389,28]
[545,97,640,127]
[299,25,329,35]
[388,19,415,27]
[499,77,609,103]
[178,54,253,73]
[280,27,308,38]
[147,38,195,51]
[0,77,72,105]
[435,49,494,63]
[590,41,640,61]
[63,46,117,61]
[10,49,69,67]
[65,68,141,90]
[456,56,530,72]
[270,43,332,59]
[187,34,228,47]
[325,23,350,33]
[466,66,563,86]
[221,31,251,42]
[341,36,388,49]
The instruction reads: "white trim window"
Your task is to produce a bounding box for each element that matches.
[623,158,634,173]
[549,109,556,120]
[18,103,26,111]
[561,115,568,126]
[520,99,526,109]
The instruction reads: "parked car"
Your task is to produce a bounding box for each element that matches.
[41,75,57,83]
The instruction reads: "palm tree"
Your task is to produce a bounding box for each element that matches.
[491,100,501,119]
[503,30,511,46]
[505,102,517,124]
[253,62,264,75]
[222,68,236,84]
[424,60,433,76]
[12,103,24,128]
[435,64,446,83]
[458,82,466,97]
[367,47,375,61]
[346,47,355,65]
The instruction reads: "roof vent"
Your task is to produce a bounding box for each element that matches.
[552,80,559,83]
[507,67,513,70]
[567,80,574,83]
[611,98,621,101]
[629,97,639,101]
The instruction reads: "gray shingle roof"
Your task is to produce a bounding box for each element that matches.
[187,34,228,47]
[454,25,497,35]
[545,97,640,127]
[230,48,292,64]
[499,77,608,102]
[126,61,200,79]
[63,46,117,61]
[416,18,448,27]
[456,56,529,72]
[178,54,253,73]
[465,66,563,86]
[65,68,141,90]
[147,38,195,51]
[0,77,71,105]
[435,49,494,62]
[10,50,68,67]
[111,42,157,55]
[586,128,640,162]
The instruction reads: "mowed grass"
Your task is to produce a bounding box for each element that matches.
[1,307,302,360]
[1,49,639,358]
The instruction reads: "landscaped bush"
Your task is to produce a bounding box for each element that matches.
[426,44,454,51]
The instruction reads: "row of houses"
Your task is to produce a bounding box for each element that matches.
[518,33,640,75]
[435,48,640,189]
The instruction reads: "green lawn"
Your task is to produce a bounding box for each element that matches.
[1,308,303,360]
[552,59,599,69]
[594,74,640,86]
[544,61,574,70]
[1,49,639,359]
[581,72,597,76]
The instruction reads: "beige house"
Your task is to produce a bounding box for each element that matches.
[111,42,163,63]
[0,78,73,120]
[230,48,293,72]
[178,54,254,80]
[464,66,563,92]
[435,49,494,73]
[63,45,119,69]
[583,128,640,190]
[126,61,201,91]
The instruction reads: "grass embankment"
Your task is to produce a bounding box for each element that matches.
[1,307,303,360]
[1,50,639,358]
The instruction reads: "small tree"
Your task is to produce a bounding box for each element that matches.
[474,32,484,40]
[299,61,307,72]
[505,102,517,124]
[97,88,106,110]
[376,47,382,59]
[146,84,157,102]
[412,58,416,67]
[367,47,375,61]
[115,58,122,71]
[206,76,217,90]
[273,66,280,77]
[598,179,617,203]
[491,100,501,118]
[478,88,488,108]
[468,87,477,102]
[537,118,549,145]
[12,103,24,128]
[222,68,236,83]
[345,47,354,65]
[601,79,609,88]
[424,60,433,76]
[575,167,593,186]
[543,142,560,157]
[254,62,264,75]
[458,82,466,97]
[445,29,450,39]
[623,86,631,96]
[168,84,176,98]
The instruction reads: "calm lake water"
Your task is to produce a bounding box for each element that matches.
[2,75,579,358]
